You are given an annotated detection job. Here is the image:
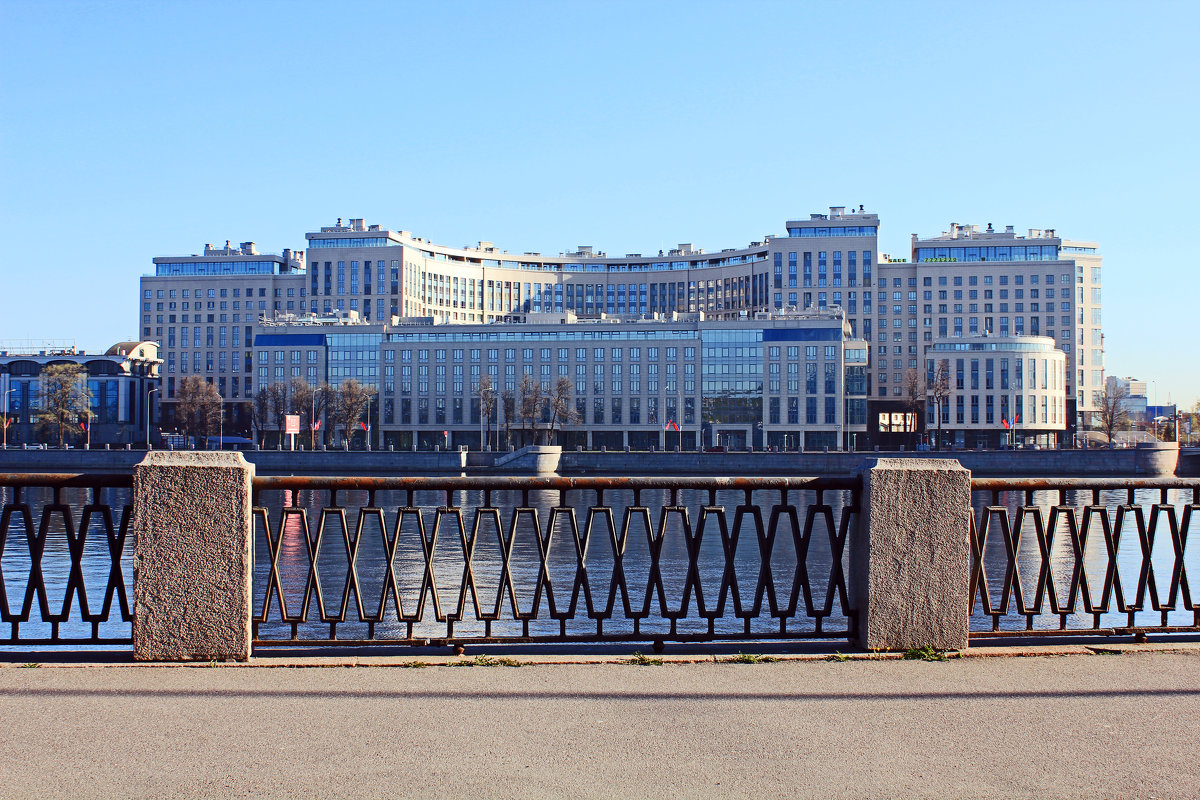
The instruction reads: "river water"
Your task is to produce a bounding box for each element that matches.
[1,481,1196,646]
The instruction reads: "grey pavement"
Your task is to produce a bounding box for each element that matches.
[1,649,1198,799]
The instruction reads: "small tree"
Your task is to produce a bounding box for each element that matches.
[36,363,91,447]
[266,382,289,444]
[928,359,951,451]
[500,388,516,449]
[201,385,223,446]
[546,376,579,445]
[1098,376,1130,447]
[902,368,924,449]
[516,373,542,446]
[476,375,496,450]
[313,382,337,447]
[332,379,374,446]
[251,387,270,447]
[177,376,221,447]
[286,378,314,449]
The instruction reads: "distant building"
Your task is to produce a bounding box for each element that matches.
[925,335,1066,449]
[883,223,1102,439]
[251,309,866,451]
[139,241,303,432]
[1112,376,1149,422]
[141,208,1102,449]
[0,341,161,446]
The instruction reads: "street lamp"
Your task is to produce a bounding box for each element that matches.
[2,387,15,450]
[146,386,159,449]
[365,395,373,452]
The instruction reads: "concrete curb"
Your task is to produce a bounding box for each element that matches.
[6,640,1200,668]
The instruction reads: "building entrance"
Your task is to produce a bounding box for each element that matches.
[716,428,747,450]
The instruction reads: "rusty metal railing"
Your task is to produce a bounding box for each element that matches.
[0,473,135,646]
[250,475,861,646]
[969,477,1200,638]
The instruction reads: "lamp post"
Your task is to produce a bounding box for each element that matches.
[2,387,15,450]
[146,386,159,449]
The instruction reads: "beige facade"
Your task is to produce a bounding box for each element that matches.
[300,209,877,326]
[141,208,1102,443]
[870,223,1101,432]
[248,310,865,451]
[140,242,305,431]
[925,335,1066,448]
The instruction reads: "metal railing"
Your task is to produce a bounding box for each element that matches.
[250,476,860,646]
[7,468,1197,652]
[0,473,134,646]
[969,478,1200,638]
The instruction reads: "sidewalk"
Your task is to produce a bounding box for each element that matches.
[2,645,1198,799]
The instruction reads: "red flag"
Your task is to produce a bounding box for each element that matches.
[1015,414,1020,423]
[312,419,321,431]
[1002,419,1009,429]
[80,419,88,431]
[360,421,368,432]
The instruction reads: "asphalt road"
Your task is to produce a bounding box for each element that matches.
[1,651,1198,799]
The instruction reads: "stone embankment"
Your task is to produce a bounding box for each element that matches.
[0,441,1190,477]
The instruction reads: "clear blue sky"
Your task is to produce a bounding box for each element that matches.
[2,1,1197,407]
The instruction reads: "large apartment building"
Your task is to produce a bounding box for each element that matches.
[139,241,304,431]
[299,209,876,324]
[140,207,1100,448]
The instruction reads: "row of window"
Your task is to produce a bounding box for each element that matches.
[927,394,1065,426]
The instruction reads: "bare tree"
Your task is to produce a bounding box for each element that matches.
[287,378,314,448]
[251,387,270,447]
[902,368,924,449]
[266,382,289,444]
[500,388,516,449]
[546,376,579,445]
[36,363,91,447]
[177,376,221,447]
[1098,376,1130,447]
[476,375,496,450]
[201,386,222,445]
[332,379,375,446]
[928,359,951,451]
[312,382,336,447]
[517,372,542,446]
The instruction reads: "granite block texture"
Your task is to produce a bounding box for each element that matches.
[852,458,972,651]
[132,451,253,661]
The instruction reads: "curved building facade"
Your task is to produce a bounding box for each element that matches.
[302,208,877,325]
[925,335,1066,449]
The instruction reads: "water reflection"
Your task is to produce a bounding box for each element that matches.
[250,486,857,642]
[971,488,1199,633]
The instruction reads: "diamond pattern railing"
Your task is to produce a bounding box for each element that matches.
[8,470,1195,652]
[969,478,1200,637]
[0,473,134,646]
[250,476,860,646]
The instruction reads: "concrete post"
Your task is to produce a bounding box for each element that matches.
[852,458,972,651]
[132,451,254,661]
